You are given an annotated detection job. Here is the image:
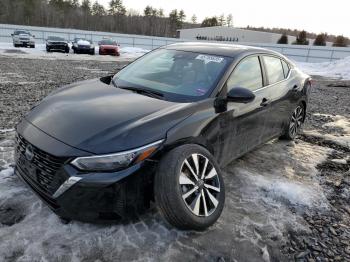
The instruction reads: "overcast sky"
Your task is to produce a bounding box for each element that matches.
[98,0,349,37]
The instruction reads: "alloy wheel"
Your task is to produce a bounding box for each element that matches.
[179,154,221,217]
[289,106,304,137]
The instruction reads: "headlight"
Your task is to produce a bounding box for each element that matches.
[70,140,163,171]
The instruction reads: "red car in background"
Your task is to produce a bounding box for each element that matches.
[98,39,120,56]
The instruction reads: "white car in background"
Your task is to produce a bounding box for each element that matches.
[12,30,35,48]
[72,38,95,55]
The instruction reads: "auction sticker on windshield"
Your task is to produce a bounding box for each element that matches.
[196,54,224,64]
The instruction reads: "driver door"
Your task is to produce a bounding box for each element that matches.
[217,55,271,165]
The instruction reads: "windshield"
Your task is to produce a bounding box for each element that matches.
[14,31,30,35]
[48,36,65,41]
[74,38,91,43]
[100,39,116,45]
[113,49,231,102]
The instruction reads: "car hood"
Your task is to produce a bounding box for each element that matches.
[25,79,192,154]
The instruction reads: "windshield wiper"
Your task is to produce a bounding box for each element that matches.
[118,86,164,99]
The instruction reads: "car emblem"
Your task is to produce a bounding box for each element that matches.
[25,145,34,162]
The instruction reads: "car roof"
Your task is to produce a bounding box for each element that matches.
[164,42,281,59]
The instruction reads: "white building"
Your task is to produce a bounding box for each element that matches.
[177,26,298,45]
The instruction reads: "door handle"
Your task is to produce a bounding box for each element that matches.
[260,98,270,107]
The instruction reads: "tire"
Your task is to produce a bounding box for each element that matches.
[280,102,305,140]
[46,48,51,52]
[116,52,120,57]
[30,45,35,48]
[65,47,69,53]
[154,144,225,230]
[90,50,95,55]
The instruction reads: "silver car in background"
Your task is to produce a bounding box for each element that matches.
[12,30,35,48]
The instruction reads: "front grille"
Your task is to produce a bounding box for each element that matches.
[19,38,29,41]
[15,133,67,196]
[105,49,116,54]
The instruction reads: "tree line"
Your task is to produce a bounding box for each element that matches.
[0,0,347,47]
[277,30,348,47]
[0,0,199,37]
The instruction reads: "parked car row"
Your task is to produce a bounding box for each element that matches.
[12,30,120,56]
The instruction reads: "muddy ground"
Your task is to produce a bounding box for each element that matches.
[0,56,349,262]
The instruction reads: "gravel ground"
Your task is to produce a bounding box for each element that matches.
[0,55,349,261]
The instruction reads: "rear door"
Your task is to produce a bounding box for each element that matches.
[218,55,271,165]
[261,55,294,138]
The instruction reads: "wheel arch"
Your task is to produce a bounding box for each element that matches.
[153,136,215,161]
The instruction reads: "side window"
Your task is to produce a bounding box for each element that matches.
[227,56,263,91]
[281,60,290,78]
[263,56,285,84]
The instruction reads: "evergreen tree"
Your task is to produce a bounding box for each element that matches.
[201,17,219,27]
[92,1,106,16]
[81,0,91,12]
[109,0,126,15]
[313,33,327,46]
[191,14,197,24]
[226,14,233,27]
[178,9,186,27]
[277,33,288,44]
[333,35,348,47]
[144,5,152,16]
[293,30,309,45]
[218,14,226,26]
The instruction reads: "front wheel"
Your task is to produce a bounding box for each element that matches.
[281,103,305,140]
[154,144,225,230]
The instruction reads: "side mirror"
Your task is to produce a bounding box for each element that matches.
[227,87,255,103]
[11,34,14,36]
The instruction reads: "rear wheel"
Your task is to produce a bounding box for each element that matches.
[155,144,225,230]
[281,103,305,140]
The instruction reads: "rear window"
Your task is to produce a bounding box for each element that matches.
[263,56,285,84]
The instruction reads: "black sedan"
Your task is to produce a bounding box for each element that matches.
[72,38,95,55]
[46,36,69,53]
[14,43,311,230]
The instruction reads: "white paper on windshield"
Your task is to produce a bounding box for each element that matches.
[195,54,224,64]
[77,40,90,46]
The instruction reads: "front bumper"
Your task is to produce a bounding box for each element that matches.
[13,40,35,46]
[15,120,156,222]
[99,48,119,55]
[74,46,95,54]
[47,44,69,51]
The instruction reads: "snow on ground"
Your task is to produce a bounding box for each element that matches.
[0,127,332,261]
[0,42,148,61]
[304,113,350,149]
[296,57,350,80]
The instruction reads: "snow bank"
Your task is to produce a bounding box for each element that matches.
[297,56,350,80]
